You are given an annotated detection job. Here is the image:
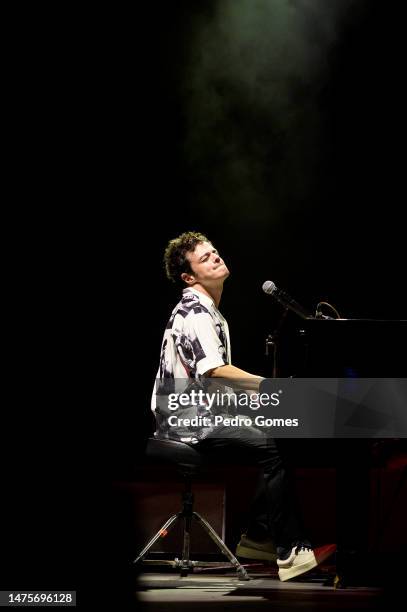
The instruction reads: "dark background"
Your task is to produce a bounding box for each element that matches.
[2,1,406,606]
[134,0,406,383]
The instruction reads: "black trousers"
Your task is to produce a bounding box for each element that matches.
[195,423,307,550]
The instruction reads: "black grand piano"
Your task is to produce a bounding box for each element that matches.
[276,318,406,378]
[266,316,407,585]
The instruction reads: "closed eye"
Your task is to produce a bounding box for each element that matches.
[200,249,218,262]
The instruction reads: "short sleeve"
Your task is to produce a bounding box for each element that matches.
[184,310,228,376]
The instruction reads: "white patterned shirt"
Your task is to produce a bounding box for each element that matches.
[151,287,231,440]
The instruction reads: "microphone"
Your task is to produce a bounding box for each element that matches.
[262,280,312,320]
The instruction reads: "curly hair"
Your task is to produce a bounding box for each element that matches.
[164,231,210,285]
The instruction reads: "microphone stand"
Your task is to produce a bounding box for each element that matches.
[265,308,288,378]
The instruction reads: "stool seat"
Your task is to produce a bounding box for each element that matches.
[147,437,203,469]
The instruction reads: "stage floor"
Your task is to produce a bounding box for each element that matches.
[136,569,384,610]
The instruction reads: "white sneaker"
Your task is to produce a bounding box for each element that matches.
[277,544,317,581]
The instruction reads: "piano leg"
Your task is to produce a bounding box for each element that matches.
[335,439,371,587]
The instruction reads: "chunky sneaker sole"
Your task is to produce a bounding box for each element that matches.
[236,543,278,562]
[277,546,318,581]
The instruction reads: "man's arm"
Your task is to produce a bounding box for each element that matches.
[205,364,263,391]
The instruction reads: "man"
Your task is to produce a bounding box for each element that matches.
[151,231,320,581]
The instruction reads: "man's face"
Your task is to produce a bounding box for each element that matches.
[184,241,230,286]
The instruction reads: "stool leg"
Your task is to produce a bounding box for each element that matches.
[193,512,250,580]
[134,512,181,564]
[180,512,192,576]
[179,489,194,576]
